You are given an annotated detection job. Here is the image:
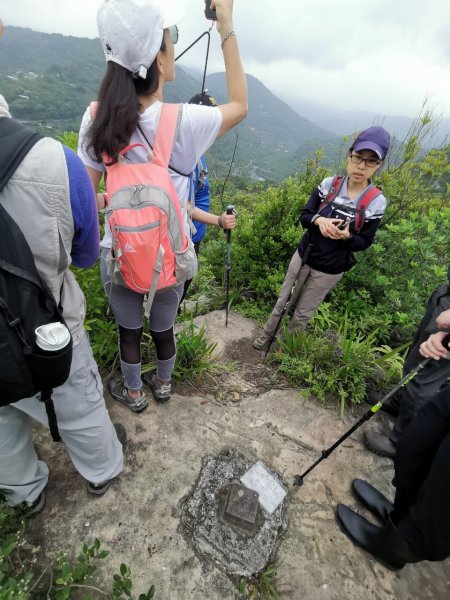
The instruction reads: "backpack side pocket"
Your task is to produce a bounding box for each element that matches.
[175,239,198,284]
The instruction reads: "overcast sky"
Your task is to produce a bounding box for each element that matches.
[2,0,450,119]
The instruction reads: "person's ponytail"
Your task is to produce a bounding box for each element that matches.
[88,38,165,165]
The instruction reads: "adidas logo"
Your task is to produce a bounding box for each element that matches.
[124,242,136,253]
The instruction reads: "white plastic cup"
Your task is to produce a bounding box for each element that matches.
[35,322,71,352]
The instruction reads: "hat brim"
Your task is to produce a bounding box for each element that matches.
[160,0,185,28]
[353,141,384,160]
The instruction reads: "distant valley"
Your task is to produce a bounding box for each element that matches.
[1,26,447,180]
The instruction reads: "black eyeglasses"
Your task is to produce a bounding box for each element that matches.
[349,153,381,168]
[168,25,178,45]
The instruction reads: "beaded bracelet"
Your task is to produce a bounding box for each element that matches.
[221,29,235,49]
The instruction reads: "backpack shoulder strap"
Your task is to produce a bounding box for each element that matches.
[152,104,182,169]
[0,118,43,194]
[319,175,345,212]
[354,185,382,231]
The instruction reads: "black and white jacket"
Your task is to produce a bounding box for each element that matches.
[297,176,387,274]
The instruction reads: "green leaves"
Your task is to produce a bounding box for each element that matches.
[0,507,157,600]
[274,312,404,415]
[239,561,282,599]
[171,320,219,383]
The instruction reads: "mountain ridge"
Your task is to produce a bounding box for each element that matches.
[0,26,342,179]
[2,26,445,179]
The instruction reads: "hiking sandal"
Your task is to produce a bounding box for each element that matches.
[109,377,148,413]
[252,335,270,351]
[143,372,171,403]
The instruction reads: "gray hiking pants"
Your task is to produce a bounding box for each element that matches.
[262,250,343,340]
[0,332,124,506]
[100,248,182,386]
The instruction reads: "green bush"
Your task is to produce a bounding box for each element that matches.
[202,164,328,308]
[0,501,155,599]
[273,314,405,414]
[141,319,219,384]
[201,146,448,350]
[331,208,450,344]
[172,321,219,383]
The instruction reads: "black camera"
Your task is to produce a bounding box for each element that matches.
[204,0,217,20]
[338,217,350,231]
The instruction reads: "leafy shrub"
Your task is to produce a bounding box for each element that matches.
[331,208,450,344]
[172,321,219,383]
[274,314,405,414]
[141,320,218,384]
[202,164,328,308]
[202,151,448,350]
[0,501,155,599]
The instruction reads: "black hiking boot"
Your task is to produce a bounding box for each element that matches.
[351,479,393,524]
[335,505,421,570]
[363,430,396,459]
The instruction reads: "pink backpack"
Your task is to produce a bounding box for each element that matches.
[94,103,197,316]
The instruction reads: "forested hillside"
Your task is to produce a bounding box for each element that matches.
[1,26,341,180]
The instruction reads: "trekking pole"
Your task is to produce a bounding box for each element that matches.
[175,23,213,95]
[264,242,313,358]
[293,333,450,487]
[224,204,235,327]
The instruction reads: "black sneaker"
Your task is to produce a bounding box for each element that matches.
[21,490,46,518]
[87,424,127,496]
[363,430,397,459]
[87,479,112,496]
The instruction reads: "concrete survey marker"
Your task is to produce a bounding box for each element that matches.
[180,448,288,577]
[224,482,260,529]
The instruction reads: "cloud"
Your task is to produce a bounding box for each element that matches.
[1,0,450,118]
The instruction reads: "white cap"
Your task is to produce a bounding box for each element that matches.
[0,95,11,119]
[97,0,185,79]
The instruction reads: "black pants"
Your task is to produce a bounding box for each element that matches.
[394,385,450,561]
[390,283,450,444]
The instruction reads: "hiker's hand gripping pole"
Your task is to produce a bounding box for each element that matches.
[225,204,235,327]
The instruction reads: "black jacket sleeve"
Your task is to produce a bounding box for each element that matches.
[300,188,322,229]
[346,217,382,252]
[300,185,382,252]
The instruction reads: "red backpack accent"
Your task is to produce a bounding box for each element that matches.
[319,175,382,232]
[91,102,197,317]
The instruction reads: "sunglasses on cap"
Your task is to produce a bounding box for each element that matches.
[168,25,178,45]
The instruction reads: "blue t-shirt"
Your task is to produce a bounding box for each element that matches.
[63,146,99,268]
[192,156,210,244]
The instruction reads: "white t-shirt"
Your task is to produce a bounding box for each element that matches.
[77,101,222,247]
